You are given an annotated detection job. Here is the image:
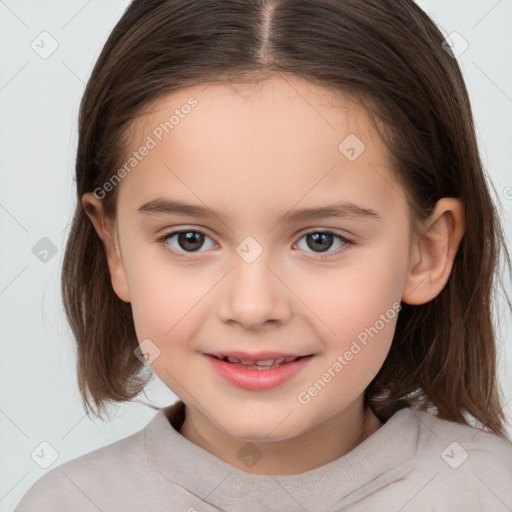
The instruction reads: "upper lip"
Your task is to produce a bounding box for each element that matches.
[204,351,312,361]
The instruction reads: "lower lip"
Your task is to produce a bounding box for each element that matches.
[204,354,313,391]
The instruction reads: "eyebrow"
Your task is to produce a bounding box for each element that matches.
[137,198,382,223]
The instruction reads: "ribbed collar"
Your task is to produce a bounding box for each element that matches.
[146,400,419,509]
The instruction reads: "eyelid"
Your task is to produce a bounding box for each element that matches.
[156,227,218,258]
[297,227,352,239]
[292,229,353,260]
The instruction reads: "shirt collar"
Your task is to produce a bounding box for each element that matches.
[146,400,419,508]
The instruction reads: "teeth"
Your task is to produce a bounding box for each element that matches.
[218,355,302,368]
[255,359,276,366]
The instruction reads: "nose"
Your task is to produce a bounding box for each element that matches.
[216,248,292,330]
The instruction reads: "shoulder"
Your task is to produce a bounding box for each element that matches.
[410,408,512,468]
[14,418,156,512]
[396,408,512,510]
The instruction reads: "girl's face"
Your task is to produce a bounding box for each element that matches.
[98,76,414,441]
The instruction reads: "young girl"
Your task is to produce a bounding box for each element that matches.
[16,0,512,510]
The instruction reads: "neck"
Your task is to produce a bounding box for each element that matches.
[177,397,383,475]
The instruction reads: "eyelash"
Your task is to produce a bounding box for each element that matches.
[156,228,353,261]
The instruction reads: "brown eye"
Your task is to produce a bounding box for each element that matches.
[294,230,352,260]
[305,232,334,252]
[176,231,204,251]
[159,230,216,255]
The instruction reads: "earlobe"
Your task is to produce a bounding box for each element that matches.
[81,193,131,303]
[401,198,465,305]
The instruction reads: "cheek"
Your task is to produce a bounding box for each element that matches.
[119,241,172,330]
[124,246,215,348]
[289,247,406,395]
[295,260,403,411]
[295,251,404,339]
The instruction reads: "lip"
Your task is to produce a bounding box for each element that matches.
[203,353,314,391]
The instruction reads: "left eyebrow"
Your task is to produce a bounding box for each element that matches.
[284,202,382,222]
[137,197,382,222]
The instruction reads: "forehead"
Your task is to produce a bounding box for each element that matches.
[117,75,406,220]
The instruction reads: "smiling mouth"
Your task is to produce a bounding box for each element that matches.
[208,354,309,370]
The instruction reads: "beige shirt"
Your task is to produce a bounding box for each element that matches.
[15,400,512,511]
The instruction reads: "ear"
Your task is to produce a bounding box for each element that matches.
[81,193,131,303]
[401,197,465,305]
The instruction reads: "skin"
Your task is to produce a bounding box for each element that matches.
[82,75,465,475]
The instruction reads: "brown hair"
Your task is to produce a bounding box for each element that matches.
[61,0,512,435]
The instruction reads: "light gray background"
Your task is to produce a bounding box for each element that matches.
[1,1,511,510]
